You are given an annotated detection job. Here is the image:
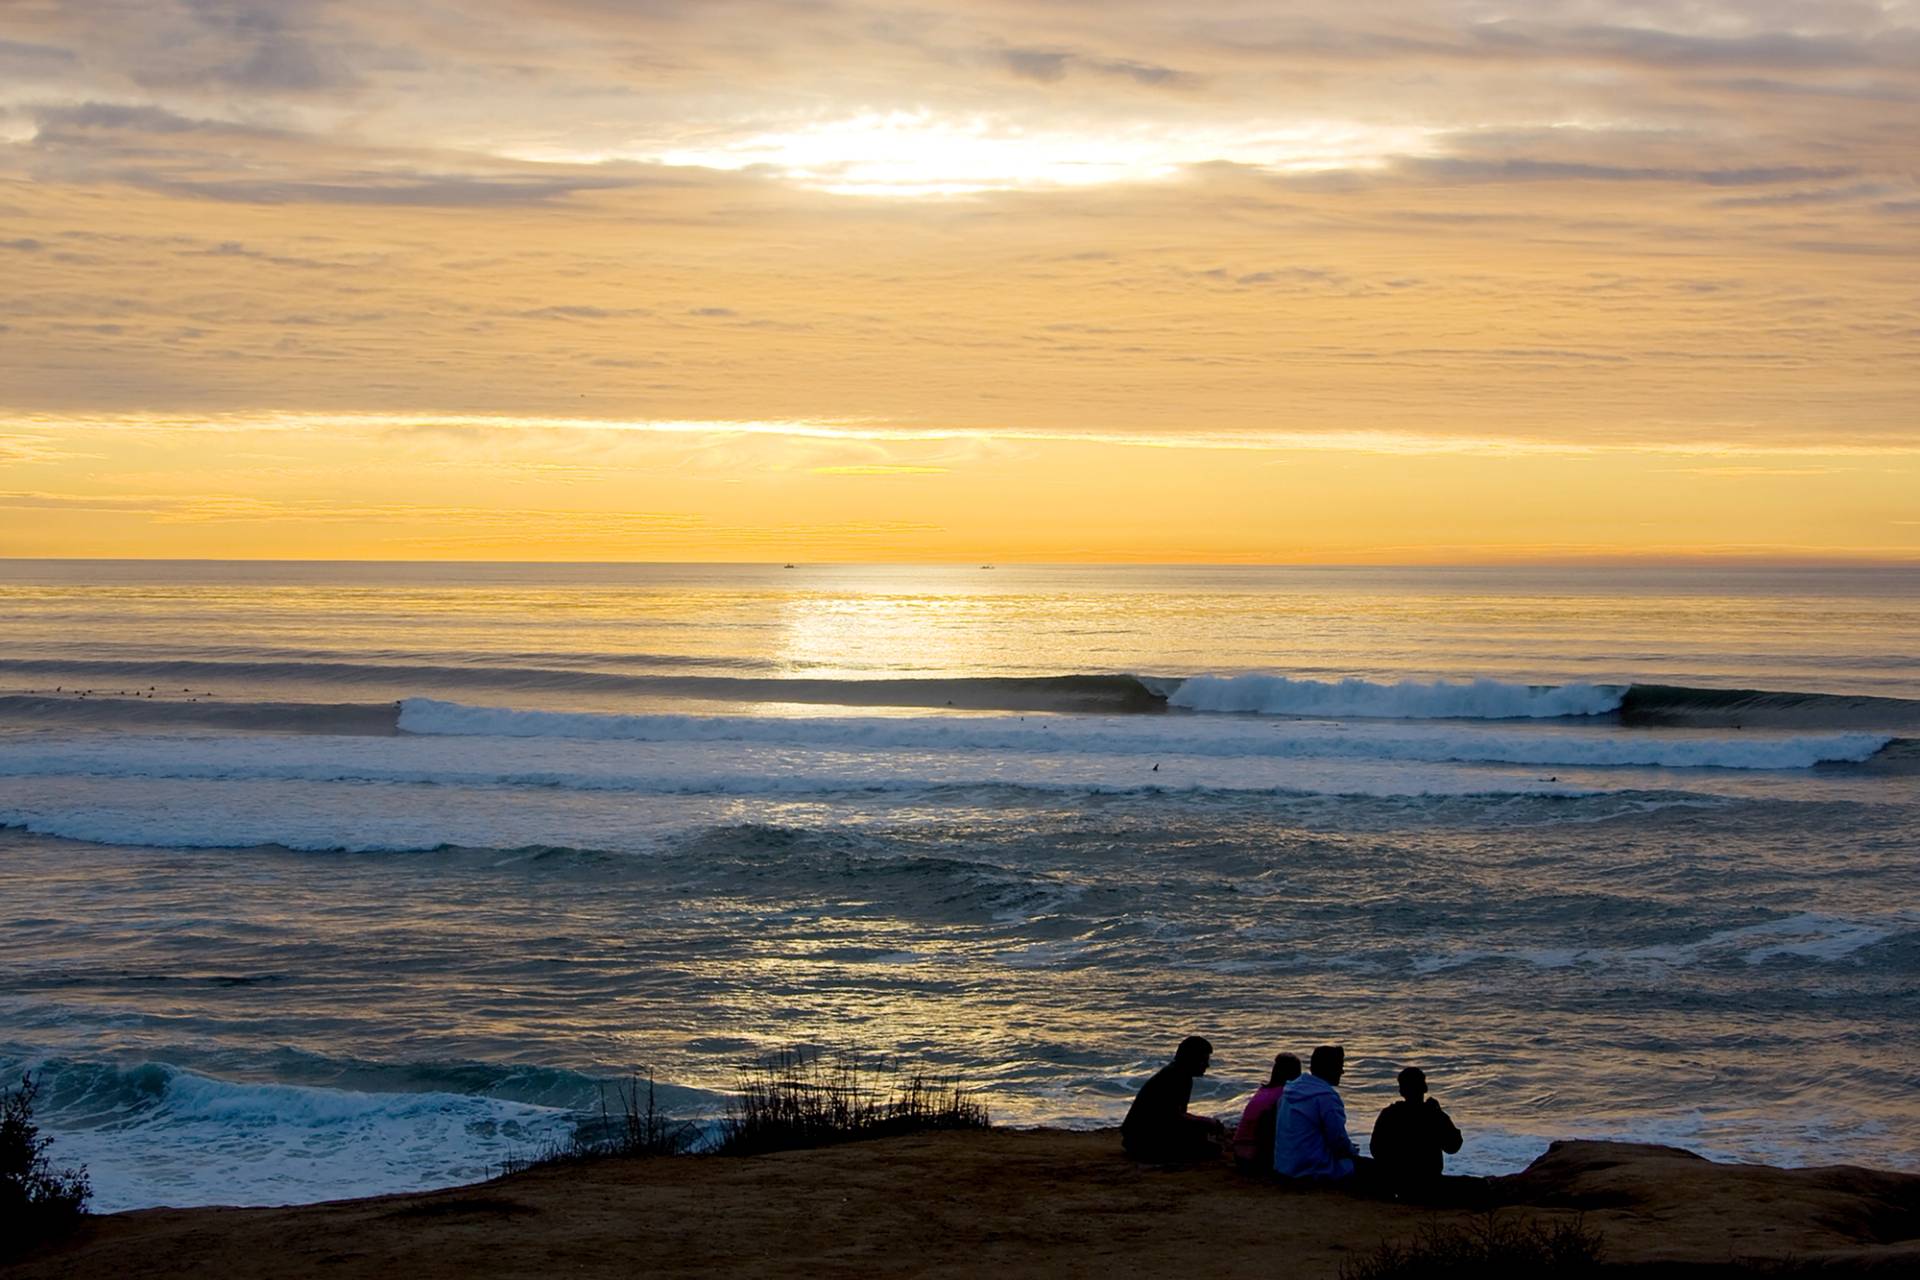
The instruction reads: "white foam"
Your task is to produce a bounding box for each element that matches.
[0,706,1892,854]
[1168,675,1626,720]
[1413,912,1908,975]
[1692,912,1900,965]
[27,1067,1920,1209]
[31,1066,574,1212]
[1449,1109,1920,1178]
[390,699,1884,770]
[1409,948,1504,975]
[993,940,1090,968]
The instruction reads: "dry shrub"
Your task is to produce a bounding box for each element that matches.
[498,1070,697,1175]
[2,1073,92,1257]
[718,1049,989,1155]
[1341,1210,1604,1280]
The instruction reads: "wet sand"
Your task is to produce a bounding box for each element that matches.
[13,1133,1920,1278]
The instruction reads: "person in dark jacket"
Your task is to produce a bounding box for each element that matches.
[1121,1035,1225,1162]
[1369,1066,1463,1198]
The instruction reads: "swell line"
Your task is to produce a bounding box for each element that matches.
[6,665,1920,729]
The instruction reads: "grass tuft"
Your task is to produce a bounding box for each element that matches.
[497,1051,988,1174]
[717,1049,990,1155]
[497,1071,698,1176]
[1340,1210,1605,1279]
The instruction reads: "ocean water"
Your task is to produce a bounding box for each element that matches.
[1,560,1917,1211]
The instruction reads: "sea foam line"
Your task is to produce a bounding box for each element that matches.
[9,1058,576,1212]
[1168,674,1625,719]
[0,700,1888,774]
[1411,911,1913,974]
[388,700,1887,770]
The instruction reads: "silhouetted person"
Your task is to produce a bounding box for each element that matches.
[1370,1066,1462,1199]
[1274,1044,1369,1182]
[1232,1052,1300,1174]
[1121,1035,1225,1162]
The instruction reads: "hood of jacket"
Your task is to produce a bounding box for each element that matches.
[1285,1073,1339,1104]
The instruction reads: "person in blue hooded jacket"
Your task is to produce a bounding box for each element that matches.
[1273,1044,1369,1182]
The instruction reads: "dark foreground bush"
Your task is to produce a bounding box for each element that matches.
[499,1072,698,1175]
[718,1049,990,1155]
[2,1073,92,1256]
[1341,1210,1604,1280]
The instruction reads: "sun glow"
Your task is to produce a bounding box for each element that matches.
[648,111,1435,195]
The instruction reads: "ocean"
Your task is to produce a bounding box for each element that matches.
[2,560,1917,1211]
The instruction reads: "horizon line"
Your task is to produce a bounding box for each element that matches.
[4,555,1918,570]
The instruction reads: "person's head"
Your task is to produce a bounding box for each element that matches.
[1174,1035,1213,1076]
[1397,1066,1427,1103]
[1308,1044,1345,1085]
[1269,1053,1301,1087]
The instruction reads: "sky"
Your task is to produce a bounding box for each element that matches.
[1,0,1917,562]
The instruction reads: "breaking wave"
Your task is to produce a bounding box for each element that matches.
[1167,675,1625,719]
[7,669,1918,730]
[0,701,1894,784]
[387,699,1895,770]
[2,1055,580,1212]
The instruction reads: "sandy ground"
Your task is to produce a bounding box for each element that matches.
[12,1133,1920,1278]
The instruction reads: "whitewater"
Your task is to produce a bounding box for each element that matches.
[2,561,1917,1211]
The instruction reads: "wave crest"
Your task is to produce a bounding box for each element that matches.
[388,699,1888,769]
[4,1055,578,1212]
[1168,675,1623,719]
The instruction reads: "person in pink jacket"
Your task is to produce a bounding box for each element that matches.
[1232,1052,1300,1173]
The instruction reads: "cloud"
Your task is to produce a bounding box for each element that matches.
[1711,183,1889,208]
[513,305,655,320]
[1400,157,1857,187]
[31,102,266,137]
[1655,466,1853,478]
[0,490,179,512]
[119,0,359,94]
[1191,13,1918,74]
[1785,239,1919,257]
[1692,76,1920,103]
[0,487,698,528]
[810,464,949,475]
[22,412,1920,460]
[0,485,947,551]
[0,435,75,464]
[0,0,1915,468]
[177,239,356,269]
[20,99,688,205]
[992,46,1195,87]
[1551,23,1886,71]
[998,47,1072,83]
[169,173,647,206]
[7,4,1916,208]
[0,39,78,73]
